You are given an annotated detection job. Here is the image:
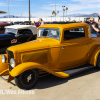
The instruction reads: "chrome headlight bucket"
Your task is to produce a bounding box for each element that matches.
[1,54,6,63]
[10,58,15,68]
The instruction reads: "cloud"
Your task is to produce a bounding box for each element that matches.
[62,1,67,3]
[41,0,100,15]
[0,3,7,6]
[43,5,47,7]
[49,4,55,6]
[71,0,100,3]
[14,0,27,1]
[1,0,100,17]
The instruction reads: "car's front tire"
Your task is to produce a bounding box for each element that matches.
[15,69,39,90]
[96,53,100,69]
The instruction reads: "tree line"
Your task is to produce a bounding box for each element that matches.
[52,7,68,17]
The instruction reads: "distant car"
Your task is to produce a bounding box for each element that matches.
[14,21,24,25]
[52,21,58,23]
[9,22,14,25]
[23,21,31,25]
[0,21,7,23]
[34,22,40,27]
[0,23,10,34]
[0,25,37,53]
[84,17,90,24]
[44,22,51,24]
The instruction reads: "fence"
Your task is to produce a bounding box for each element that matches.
[0,17,98,22]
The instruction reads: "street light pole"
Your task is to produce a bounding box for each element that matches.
[8,1,9,18]
[62,6,65,21]
[8,0,11,18]
[29,0,30,22]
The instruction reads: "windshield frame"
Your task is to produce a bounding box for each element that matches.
[38,28,60,41]
[5,28,18,35]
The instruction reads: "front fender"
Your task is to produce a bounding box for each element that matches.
[10,62,69,78]
[89,46,100,66]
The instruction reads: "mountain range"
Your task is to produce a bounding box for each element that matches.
[0,13,99,18]
[0,15,28,18]
[73,13,98,17]
[61,13,99,17]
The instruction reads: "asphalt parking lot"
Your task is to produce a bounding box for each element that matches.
[0,67,100,100]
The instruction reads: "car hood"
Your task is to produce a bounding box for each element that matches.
[0,34,14,39]
[8,38,60,53]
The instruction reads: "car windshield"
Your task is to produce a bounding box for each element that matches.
[5,28,17,35]
[38,28,60,40]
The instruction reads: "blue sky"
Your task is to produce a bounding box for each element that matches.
[0,0,100,17]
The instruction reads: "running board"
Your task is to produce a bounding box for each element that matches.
[62,64,94,77]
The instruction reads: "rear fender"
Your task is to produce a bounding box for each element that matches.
[89,46,100,66]
[0,54,9,76]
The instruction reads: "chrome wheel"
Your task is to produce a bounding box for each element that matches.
[15,69,39,90]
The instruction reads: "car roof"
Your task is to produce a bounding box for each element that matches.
[39,23,88,29]
[5,25,37,35]
[0,23,10,26]
[5,25,35,29]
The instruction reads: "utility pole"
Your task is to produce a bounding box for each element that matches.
[29,0,30,21]
[8,0,11,18]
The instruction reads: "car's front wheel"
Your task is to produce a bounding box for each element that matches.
[15,69,39,90]
[96,53,100,69]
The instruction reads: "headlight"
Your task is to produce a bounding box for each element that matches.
[10,58,15,68]
[1,55,6,63]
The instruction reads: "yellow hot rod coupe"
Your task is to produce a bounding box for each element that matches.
[0,22,100,89]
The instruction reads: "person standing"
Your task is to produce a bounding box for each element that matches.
[39,18,44,25]
[89,17,99,37]
[98,13,100,22]
[28,21,31,25]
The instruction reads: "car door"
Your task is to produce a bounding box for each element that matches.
[17,29,33,43]
[59,27,89,70]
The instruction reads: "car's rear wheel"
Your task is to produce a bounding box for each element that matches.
[15,69,39,90]
[96,53,100,69]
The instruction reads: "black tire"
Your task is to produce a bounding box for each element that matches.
[15,69,39,90]
[96,53,100,69]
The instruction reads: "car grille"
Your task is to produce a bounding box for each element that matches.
[7,50,14,71]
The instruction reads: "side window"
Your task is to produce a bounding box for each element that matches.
[25,29,33,35]
[64,28,85,40]
[18,30,25,35]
